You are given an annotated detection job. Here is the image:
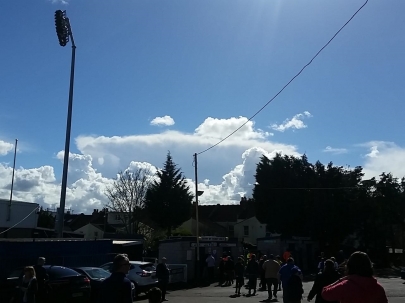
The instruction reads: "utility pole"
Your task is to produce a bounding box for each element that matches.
[54,10,77,238]
[7,139,18,221]
[193,153,200,283]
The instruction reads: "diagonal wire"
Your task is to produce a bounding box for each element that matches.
[197,0,369,155]
[0,206,40,235]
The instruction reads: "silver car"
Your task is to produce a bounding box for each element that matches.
[100,261,158,295]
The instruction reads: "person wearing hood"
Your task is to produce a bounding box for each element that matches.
[278,258,302,303]
[284,267,303,303]
[321,251,388,303]
[307,259,340,303]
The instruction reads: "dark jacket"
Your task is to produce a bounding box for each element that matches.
[99,272,132,303]
[308,270,341,303]
[246,260,259,276]
[225,259,235,271]
[19,277,38,303]
[234,262,244,278]
[285,275,303,301]
[33,265,48,292]
[156,263,170,282]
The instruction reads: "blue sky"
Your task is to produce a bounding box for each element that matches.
[0,0,404,213]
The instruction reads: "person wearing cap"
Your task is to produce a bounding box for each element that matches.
[156,257,170,301]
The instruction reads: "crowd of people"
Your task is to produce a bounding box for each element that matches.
[8,250,390,303]
[208,250,388,303]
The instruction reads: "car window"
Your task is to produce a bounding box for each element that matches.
[48,267,80,279]
[8,269,23,278]
[84,268,111,279]
[139,263,156,271]
[100,264,112,272]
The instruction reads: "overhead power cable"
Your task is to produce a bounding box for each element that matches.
[197,0,369,155]
[260,185,393,190]
[0,206,40,235]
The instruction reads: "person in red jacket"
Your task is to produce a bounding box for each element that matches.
[321,251,388,303]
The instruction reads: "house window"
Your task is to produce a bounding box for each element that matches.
[244,226,249,236]
[115,214,121,220]
[94,231,98,237]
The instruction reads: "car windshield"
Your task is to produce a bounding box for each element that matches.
[8,269,22,278]
[83,268,111,279]
[139,263,156,272]
[48,267,80,279]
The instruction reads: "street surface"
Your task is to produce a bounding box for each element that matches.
[137,278,405,303]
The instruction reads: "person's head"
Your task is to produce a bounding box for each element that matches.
[323,259,335,272]
[112,254,130,274]
[346,251,373,277]
[276,255,281,261]
[148,287,162,303]
[262,255,267,260]
[24,266,36,279]
[287,257,295,265]
[161,257,167,264]
[269,254,274,260]
[37,257,45,266]
[238,257,243,263]
[251,254,256,261]
[291,267,299,276]
[331,257,336,262]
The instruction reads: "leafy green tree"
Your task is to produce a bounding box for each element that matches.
[37,207,55,229]
[254,153,364,251]
[144,152,194,237]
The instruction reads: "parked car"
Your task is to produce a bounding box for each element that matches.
[5,265,91,303]
[100,261,158,294]
[72,267,136,302]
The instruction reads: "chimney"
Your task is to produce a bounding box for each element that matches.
[240,196,248,208]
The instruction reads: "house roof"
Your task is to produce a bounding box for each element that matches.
[192,199,257,223]
[65,211,107,231]
[92,223,117,233]
[192,204,241,222]
[198,219,228,236]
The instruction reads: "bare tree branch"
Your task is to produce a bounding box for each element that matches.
[105,167,152,234]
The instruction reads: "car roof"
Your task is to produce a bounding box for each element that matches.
[43,265,68,269]
[74,267,104,270]
[129,261,153,265]
[101,261,154,266]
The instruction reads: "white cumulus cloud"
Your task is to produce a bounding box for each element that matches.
[150,116,175,126]
[0,140,14,156]
[323,146,348,155]
[0,117,300,213]
[3,116,402,215]
[271,111,312,132]
[51,0,69,5]
[361,141,405,179]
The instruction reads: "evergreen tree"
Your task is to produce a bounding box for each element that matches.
[144,152,194,237]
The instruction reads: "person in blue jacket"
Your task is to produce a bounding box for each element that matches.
[278,258,303,303]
